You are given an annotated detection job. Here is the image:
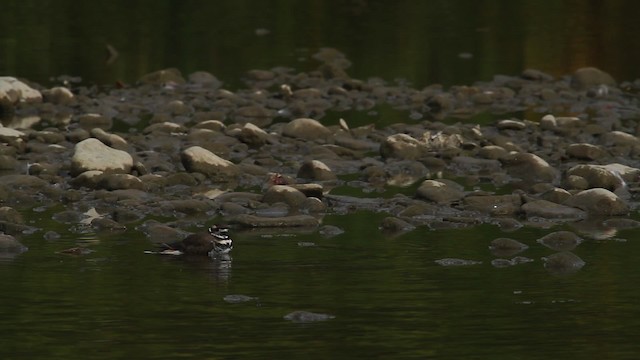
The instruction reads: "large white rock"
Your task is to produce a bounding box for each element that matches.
[282,118,331,140]
[180,146,239,182]
[0,77,42,103]
[71,138,133,176]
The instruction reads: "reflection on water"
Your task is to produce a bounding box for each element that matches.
[2,214,640,358]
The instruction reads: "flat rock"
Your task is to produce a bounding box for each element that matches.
[0,76,42,103]
[282,118,331,140]
[463,194,522,216]
[229,214,319,228]
[180,146,240,182]
[521,199,587,220]
[502,152,558,184]
[563,188,629,216]
[380,133,425,160]
[489,238,528,257]
[263,185,308,208]
[71,138,133,176]
[536,231,583,251]
[297,159,337,181]
[416,180,464,204]
[283,310,335,323]
[0,233,28,253]
[570,67,616,90]
[542,251,585,275]
[434,258,482,266]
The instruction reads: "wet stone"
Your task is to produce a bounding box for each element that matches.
[283,311,335,323]
[489,238,529,257]
[434,258,482,266]
[542,251,586,275]
[223,294,258,304]
[536,231,583,251]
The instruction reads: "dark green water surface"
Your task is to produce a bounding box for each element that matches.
[2,211,640,359]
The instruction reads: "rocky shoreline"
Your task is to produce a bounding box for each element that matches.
[1,48,640,252]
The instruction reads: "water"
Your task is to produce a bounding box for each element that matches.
[1,1,639,88]
[2,210,640,359]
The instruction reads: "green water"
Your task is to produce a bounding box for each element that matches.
[3,213,640,359]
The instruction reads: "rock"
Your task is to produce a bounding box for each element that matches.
[566,143,606,160]
[289,183,324,198]
[570,67,616,90]
[601,131,640,149]
[229,214,319,228]
[223,294,258,304]
[282,118,331,140]
[232,105,274,127]
[76,113,113,130]
[536,231,583,251]
[565,164,634,191]
[542,251,585,275]
[497,119,526,130]
[380,217,415,233]
[159,199,213,215]
[91,217,127,231]
[434,258,482,266]
[463,194,522,216]
[0,77,42,103]
[180,146,240,182]
[489,238,528,257]
[501,152,558,184]
[522,69,553,81]
[478,145,509,160]
[263,185,308,208]
[563,188,629,216]
[188,71,222,88]
[283,311,335,323]
[97,174,144,191]
[521,199,587,220]
[138,68,186,85]
[42,86,75,105]
[451,156,501,174]
[0,207,23,224]
[71,138,133,176]
[318,225,344,237]
[491,256,534,268]
[90,128,127,149]
[0,233,28,253]
[0,127,26,141]
[380,133,425,160]
[416,180,464,204]
[237,122,275,146]
[297,160,337,181]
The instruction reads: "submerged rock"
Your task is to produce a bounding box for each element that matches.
[434,258,482,266]
[0,233,28,253]
[489,238,528,257]
[223,294,258,304]
[536,231,583,251]
[283,310,335,323]
[542,251,586,275]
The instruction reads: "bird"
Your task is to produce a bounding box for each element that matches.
[156,225,233,256]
